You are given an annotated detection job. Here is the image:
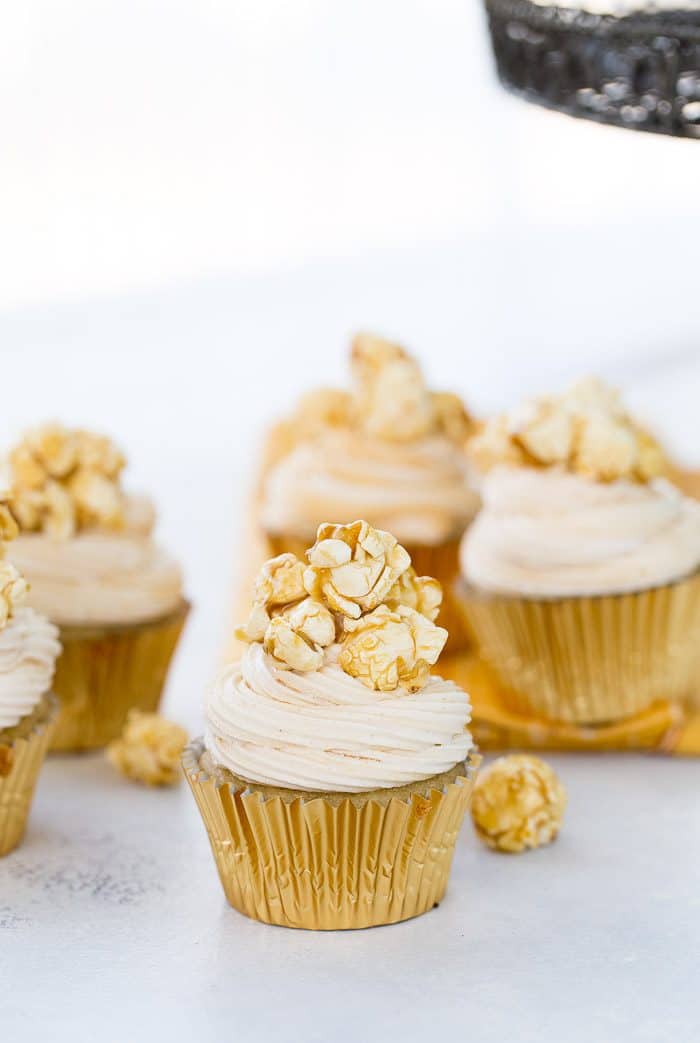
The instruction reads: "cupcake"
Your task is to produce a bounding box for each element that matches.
[185,520,479,930]
[5,424,189,751]
[259,333,480,649]
[0,498,61,856]
[456,378,700,723]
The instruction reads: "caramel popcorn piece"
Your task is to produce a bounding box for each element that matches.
[283,596,336,648]
[263,615,325,672]
[304,520,411,620]
[510,400,575,466]
[573,412,637,482]
[471,754,566,854]
[237,553,308,642]
[431,391,475,445]
[471,377,668,484]
[350,333,436,442]
[106,711,188,786]
[385,566,442,622]
[339,604,447,692]
[9,424,126,537]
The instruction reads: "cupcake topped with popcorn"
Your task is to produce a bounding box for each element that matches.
[4,424,188,753]
[260,334,480,649]
[262,334,478,548]
[463,378,700,598]
[187,520,478,929]
[214,520,472,791]
[6,423,183,627]
[457,378,700,725]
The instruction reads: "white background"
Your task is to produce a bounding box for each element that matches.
[2,4,700,1040]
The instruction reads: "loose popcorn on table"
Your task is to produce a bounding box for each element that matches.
[471,754,566,854]
[107,711,188,787]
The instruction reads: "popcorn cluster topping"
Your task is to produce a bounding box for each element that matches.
[9,424,126,538]
[237,520,447,692]
[285,333,474,447]
[469,378,666,483]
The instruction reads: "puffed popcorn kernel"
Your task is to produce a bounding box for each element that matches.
[470,377,667,484]
[385,566,442,623]
[304,520,411,620]
[106,711,188,787]
[471,754,566,854]
[263,615,324,672]
[254,553,307,609]
[431,391,475,445]
[283,596,337,648]
[236,553,310,642]
[350,333,435,442]
[339,604,447,692]
[9,424,126,537]
[510,400,574,466]
[573,412,637,482]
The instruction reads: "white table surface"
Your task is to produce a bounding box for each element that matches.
[3,752,699,1042]
[1,253,699,1042]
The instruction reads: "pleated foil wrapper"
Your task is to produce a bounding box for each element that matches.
[51,599,190,752]
[0,694,57,857]
[184,739,481,930]
[265,532,470,652]
[455,573,700,724]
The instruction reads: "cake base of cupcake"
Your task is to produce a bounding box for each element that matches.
[0,693,57,856]
[455,574,700,724]
[265,531,470,652]
[183,739,480,930]
[50,599,190,752]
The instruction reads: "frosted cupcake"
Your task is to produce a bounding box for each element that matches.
[6,424,188,751]
[184,520,479,930]
[0,498,60,855]
[259,334,480,648]
[456,379,700,723]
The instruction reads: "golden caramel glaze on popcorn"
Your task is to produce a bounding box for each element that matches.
[107,710,188,786]
[471,754,566,854]
[339,604,446,692]
[236,520,448,690]
[9,423,127,537]
[385,566,442,622]
[303,520,411,620]
[469,377,667,483]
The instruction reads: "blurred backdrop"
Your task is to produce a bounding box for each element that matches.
[2,1,699,726]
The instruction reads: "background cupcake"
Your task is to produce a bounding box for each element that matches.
[259,333,480,648]
[5,424,188,751]
[0,497,60,856]
[456,379,700,723]
[185,519,479,930]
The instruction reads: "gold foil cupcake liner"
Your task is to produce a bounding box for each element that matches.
[455,573,700,724]
[0,694,57,857]
[51,599,190,752]
[265,532,470,652]
[184,739,480,930]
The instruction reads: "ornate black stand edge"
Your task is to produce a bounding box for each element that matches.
[485,0,700,137]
